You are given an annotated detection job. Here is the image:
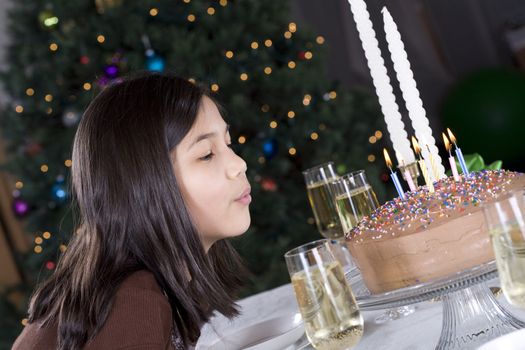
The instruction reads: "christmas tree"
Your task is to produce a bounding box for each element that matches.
[0,0,386,346]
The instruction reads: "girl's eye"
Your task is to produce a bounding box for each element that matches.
[200,152,214,161]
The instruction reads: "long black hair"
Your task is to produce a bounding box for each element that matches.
[27,72,247,349]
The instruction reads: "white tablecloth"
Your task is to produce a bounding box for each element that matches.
[196,280,525,350]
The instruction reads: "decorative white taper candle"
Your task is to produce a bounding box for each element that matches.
[347,0,415,164]
[382,7,445,180]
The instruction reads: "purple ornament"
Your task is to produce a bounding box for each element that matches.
[97,75,109,87]
[13,198,30,217]
[104,64,119,79]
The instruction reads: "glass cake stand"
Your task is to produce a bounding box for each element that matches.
[355,260,525,349]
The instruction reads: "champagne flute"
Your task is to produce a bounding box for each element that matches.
[483,188,525,308]
[331,170,379,235]
[303,162,343,239]
[285,240,364,350]
[332,170,416,322]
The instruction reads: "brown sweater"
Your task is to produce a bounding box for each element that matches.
[12,270,184,350]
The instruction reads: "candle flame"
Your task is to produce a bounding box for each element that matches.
[446,128,457,144]
[442,133,451,152]
[383,148,393,169]
[411,136,421,155]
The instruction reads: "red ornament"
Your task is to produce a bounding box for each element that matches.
[25,142,42,156]
[45,261,55,270]
[380,173,390,183]
[80,56,90,65]
[297,51,306,60]
[261,177,278,192]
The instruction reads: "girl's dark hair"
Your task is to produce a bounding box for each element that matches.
[27,72,247,349]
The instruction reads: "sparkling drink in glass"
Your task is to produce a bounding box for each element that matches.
[303,162,343,239]
[483,188,525,308]
[331,170,379,235]
[285,240,364,350]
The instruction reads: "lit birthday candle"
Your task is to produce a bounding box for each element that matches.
[383,148,406,200]
[442,133,461,182]
[447,128,470,176]
[411,136,435,193]
[425,144,441,181]
[397,154,417,192]
[382,7,446,179]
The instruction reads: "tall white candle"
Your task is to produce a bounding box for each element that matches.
[382,7,445,180]
[347,0,415,164]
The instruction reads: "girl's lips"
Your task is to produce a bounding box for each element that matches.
[236,194,252,205]
[235,187,251,205]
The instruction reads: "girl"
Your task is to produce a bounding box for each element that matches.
[13,72,251,349]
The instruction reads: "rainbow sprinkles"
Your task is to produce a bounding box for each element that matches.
[348,170,523,242]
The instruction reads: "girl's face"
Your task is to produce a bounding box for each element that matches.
[171,97,251,251]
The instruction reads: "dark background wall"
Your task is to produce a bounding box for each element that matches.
[291,0,525,170]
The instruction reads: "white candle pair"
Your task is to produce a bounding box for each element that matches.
[347,0,446,180]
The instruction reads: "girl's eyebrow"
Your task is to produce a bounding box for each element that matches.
[188,124,230,151]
